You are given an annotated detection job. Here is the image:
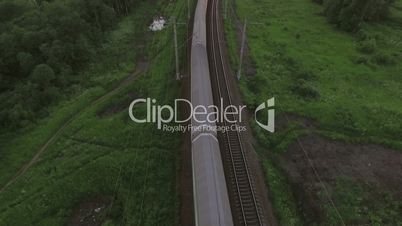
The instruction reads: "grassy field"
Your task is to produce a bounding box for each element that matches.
[234,0,402,149]
[224,0,402,225]
[0,0,188,225]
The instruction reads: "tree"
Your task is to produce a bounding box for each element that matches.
[0,0,136,129]
[17,52,35,76]
[30,64,59,106]
[0,2,25,23]
[31,64,55,87]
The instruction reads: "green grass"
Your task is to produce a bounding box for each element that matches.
[231,0,402,149]
[0,87,104,187]
[251,120,306,225]
[322,178,402,226]
[224,0,402,224]
[262,158,303,226]
[0,0,188,225]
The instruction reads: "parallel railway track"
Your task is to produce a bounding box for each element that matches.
[206,0,265,225]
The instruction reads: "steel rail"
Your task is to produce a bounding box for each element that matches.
[208,1,246,224]
[208,0,264,225]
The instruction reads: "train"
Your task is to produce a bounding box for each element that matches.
[190,0,234,225]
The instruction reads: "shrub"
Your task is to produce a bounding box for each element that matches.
[352,55,369,65]
[323,0,395,32]
[333,107,359,134]
[294,70,317,81]
[357,38,377,54]
[291,79,320,99]
[312,0,324,4]
[372,52,396,65]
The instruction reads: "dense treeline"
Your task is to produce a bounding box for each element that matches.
[0,0,138,129]
[313,0,395,31]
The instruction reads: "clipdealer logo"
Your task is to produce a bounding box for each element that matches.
[128,98,275,133]
[254,97,275,133]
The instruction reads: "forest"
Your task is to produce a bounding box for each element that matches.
[0,0,138,130]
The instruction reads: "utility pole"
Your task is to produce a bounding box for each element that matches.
[237,18,247,80]
[173,17,181,80]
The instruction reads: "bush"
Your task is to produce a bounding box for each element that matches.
[352,55,370,65]
[357,38,377,54]
[323,0,395,31]
[293,70,317,81]
[373,52,396,65]
[333,107,359,134]
[291,79,320,99]
[312,0,324,4]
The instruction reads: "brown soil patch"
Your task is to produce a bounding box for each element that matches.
[67,196,112,226]
[276,115,402,223]
[282,134,402,197]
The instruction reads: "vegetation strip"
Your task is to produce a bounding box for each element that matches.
[0,66,145,194]
[224,0,402,225]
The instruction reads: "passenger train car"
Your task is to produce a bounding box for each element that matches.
[190,0,234,225]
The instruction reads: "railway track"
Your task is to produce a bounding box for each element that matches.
[206,0,265,225]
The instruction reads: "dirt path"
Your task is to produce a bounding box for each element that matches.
[0,62,148,194]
